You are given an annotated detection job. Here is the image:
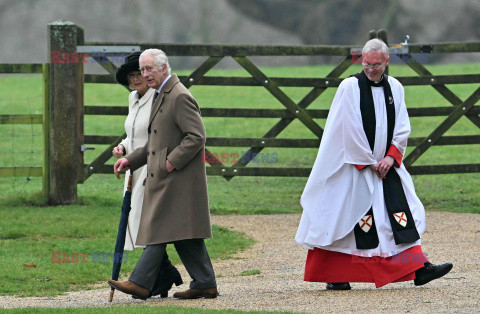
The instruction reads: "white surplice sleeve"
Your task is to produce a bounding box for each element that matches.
[391,78,410,155]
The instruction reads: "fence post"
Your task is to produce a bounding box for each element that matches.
[47,20,84,205]
[42,63,50,203]
[377,29,389,75]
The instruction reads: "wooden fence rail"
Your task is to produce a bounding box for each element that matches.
[2,22,480,204]
[0,63,49,202]
[80,32,480,180]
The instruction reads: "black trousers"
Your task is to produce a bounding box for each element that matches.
[129,238,216,290]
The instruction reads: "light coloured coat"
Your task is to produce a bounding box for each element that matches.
[120,88,155,250]
[126,74,211,245]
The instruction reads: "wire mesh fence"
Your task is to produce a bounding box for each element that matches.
[0,96,43,202]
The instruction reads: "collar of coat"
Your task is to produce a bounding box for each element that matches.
[133,88,155,108]
[152,74,180,108]
[149,74,180,125]
[159,74,179,95]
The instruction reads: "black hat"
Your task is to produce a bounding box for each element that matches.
[115,51,142,87]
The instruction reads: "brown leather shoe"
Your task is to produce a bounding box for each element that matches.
[107,280,149,300]
[173,287,219,299]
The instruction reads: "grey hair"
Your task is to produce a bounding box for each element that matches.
[140,49,171,73]
[362,38,389,58]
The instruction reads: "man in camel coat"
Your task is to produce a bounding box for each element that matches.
[110,48,218,300]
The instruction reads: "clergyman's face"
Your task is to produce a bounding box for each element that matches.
[139,54,168,89]
[362,50,389,82]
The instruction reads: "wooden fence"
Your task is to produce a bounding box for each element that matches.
[0,63,50,202]
[2,22,480,204]
[80,29,480,182]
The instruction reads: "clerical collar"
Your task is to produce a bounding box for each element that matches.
[367,74,385,87]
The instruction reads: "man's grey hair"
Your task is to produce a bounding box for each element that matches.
[140,49,171,73]
[362,38,389,57]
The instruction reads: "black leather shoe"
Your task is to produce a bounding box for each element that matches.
[326,282,351,290]
[132,266,183,299]
[414,262,453,286]
[151,265,183,297]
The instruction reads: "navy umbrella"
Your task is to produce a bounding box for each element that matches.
[109,173,133,302]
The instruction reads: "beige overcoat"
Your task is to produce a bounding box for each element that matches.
[126,74,211,245]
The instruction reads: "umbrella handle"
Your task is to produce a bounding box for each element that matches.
[127,173,133,192]
[109,287,115,302]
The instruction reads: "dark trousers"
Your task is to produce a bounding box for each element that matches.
[129,238,216,290]
[149,252,178,296]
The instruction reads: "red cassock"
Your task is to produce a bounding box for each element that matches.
[304,245,428,288]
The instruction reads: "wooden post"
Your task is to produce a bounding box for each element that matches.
[42,63,50,203]
[377,29,389,75]
[47,20,84,204]
[377,29,389,44]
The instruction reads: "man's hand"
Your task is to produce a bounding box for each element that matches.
[370,163,381,178]
[166,159,175,172]
[371,156,394,179]
[112,144,125,158]
[114,158,130,179]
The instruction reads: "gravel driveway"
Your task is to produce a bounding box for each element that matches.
[1,212,479,312]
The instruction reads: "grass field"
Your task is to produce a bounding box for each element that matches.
[0,62,479,300]
[1,63,479,214]
[0,202,253,297]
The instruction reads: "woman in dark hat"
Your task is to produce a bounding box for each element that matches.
[112,51,183,298]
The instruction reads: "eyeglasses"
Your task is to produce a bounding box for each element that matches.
[140,64,165,73]
[139,66,155,73]
[362,63,386,69]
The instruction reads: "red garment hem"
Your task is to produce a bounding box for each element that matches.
[355,164,368,170]
[304,245,427,288]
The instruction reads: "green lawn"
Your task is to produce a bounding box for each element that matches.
[0,63,479,300]
[1,63,479,214]
[0,200,253,297]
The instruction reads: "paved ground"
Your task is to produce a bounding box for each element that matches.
[1,212,479,312]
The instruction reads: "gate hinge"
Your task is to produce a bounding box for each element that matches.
[81,144,95,152]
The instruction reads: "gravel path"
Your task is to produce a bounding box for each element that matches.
[1,212,479,312]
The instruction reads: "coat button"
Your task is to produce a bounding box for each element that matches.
[151,173,154,177]
[152,151,155,155]
[154,130,157,133]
